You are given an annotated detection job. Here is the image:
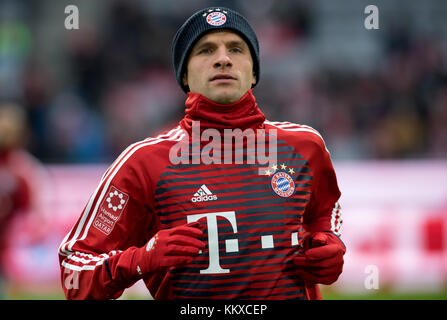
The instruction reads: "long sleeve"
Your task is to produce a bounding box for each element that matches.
[302,134,342,236]
[58,146,158,300]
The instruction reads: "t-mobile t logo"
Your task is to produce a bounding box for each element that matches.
[187,211,237,274]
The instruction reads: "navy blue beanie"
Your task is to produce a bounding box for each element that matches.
[172,7,260,93]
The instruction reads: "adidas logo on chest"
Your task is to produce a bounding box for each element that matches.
[191,184,218,202]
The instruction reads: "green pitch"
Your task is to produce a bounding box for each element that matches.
[2,282,447,300]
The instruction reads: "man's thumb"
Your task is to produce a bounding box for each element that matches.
[309,232,328,248]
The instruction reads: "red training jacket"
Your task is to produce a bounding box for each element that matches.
[58,90,342,300]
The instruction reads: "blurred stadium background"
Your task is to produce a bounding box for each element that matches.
[0,0,446,299]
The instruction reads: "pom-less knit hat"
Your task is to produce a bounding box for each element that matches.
[172,7,260,93]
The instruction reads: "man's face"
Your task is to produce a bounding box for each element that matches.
[183,30,256,105]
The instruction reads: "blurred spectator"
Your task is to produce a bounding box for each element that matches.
[22,59,53,161]
[0,0,445,162]
[0,103,48,297]
[45,89,110,162]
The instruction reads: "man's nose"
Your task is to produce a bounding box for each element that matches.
[213,48,232,69]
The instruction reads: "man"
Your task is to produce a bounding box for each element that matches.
[58,7,345,300]
[0,103,46,297]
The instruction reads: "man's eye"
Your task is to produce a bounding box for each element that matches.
[198,48,212,54]
[230,47,243,53]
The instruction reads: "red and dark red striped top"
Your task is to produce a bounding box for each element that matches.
[58,90,342,300]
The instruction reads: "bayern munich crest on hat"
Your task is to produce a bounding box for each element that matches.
[271,172,295,198]
[206,11,227,26]
[172,7,260,92]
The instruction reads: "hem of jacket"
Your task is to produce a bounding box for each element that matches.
[304,282,322,300]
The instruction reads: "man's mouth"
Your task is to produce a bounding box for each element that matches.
[210,74,237,82]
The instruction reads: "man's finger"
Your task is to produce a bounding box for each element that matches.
[169,235,206,249]
[294,269,319,283]
[171,224,204,238]
[293,256,308,268]
[166,244,203,257]
[309,232,327,248]
[306,253,344,269]
[295,268,341,285]
[160,256,194,267]
[305,244,343,261]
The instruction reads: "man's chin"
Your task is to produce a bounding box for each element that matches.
[207,89,244,105]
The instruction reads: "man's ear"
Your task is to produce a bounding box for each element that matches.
[182,72,188,87]
[252,71,257,86]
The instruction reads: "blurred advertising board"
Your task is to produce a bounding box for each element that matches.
[2,161,447,296]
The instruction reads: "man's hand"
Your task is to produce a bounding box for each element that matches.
[132,222,205,276]
[293,232,346,285]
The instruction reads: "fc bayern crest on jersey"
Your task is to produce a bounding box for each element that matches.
[271,172,295,198]
[206,11,227,26]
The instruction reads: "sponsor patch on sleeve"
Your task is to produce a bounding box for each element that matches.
[93,185,129,235]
